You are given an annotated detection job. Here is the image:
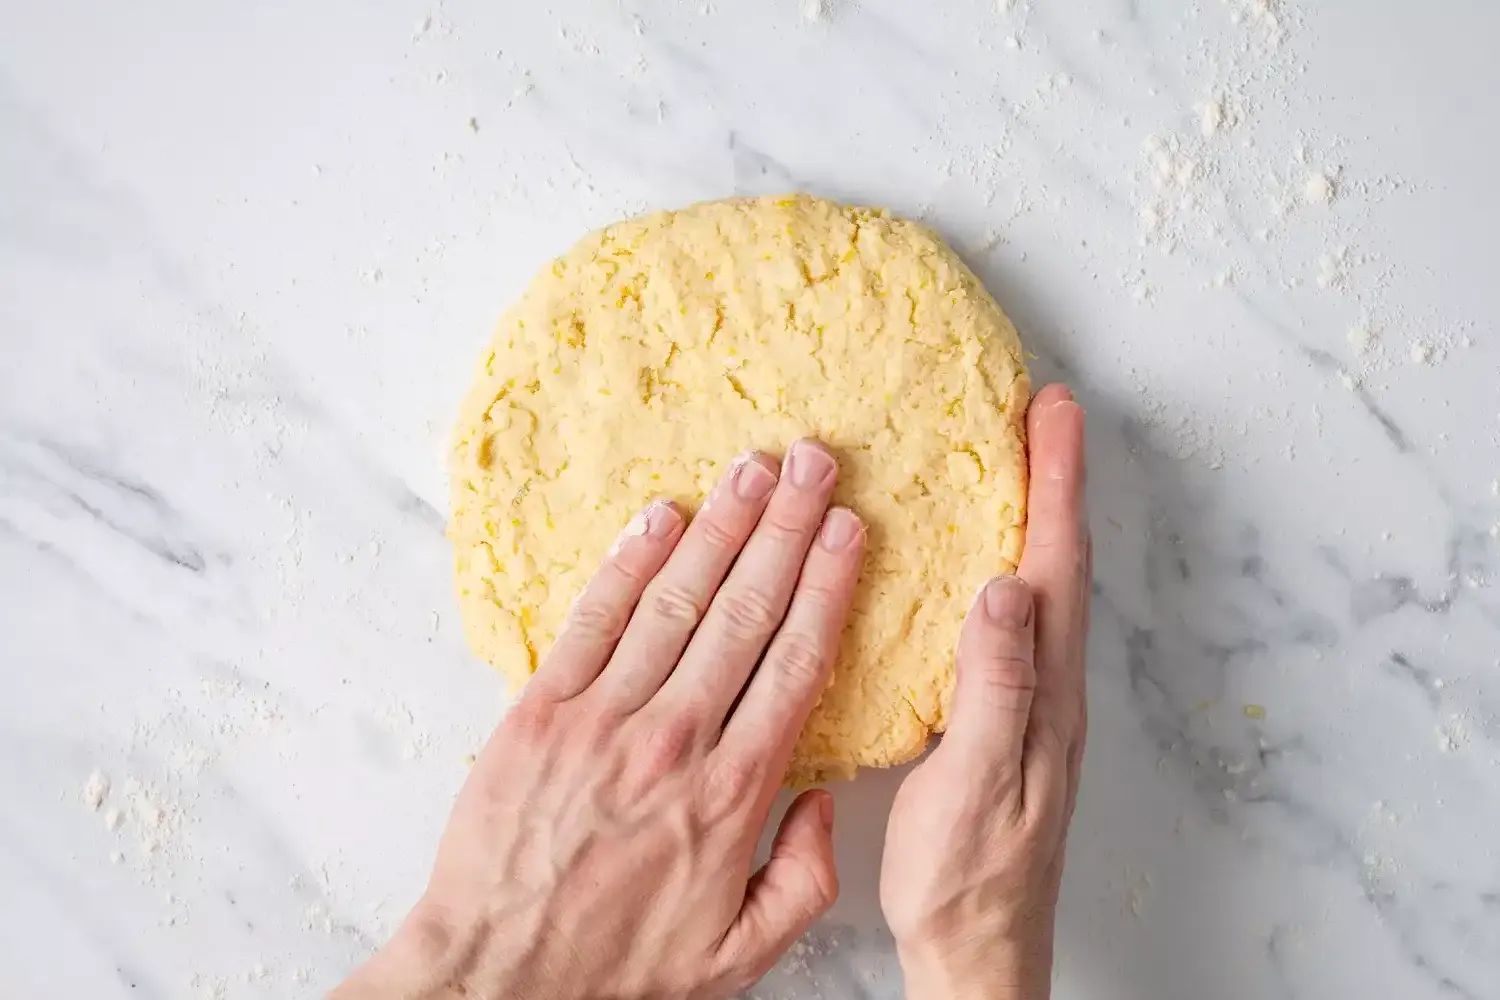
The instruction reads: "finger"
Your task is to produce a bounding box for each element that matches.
[936,575,1036,782]
[529,500,684,701]
[716,791,837,984]
[1028,381,1075,414]
[1020,385,1087,579]
[592,452,780,712]
[1016,385,1088,812]
[1062,536,1093,825]
[653,439,838,729]
[718,507,864,767]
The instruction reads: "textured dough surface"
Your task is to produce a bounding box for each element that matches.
[449,194,1029,784]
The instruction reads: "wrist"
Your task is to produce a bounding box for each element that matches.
[896,933,1053,1000]
[331,900,500,1000]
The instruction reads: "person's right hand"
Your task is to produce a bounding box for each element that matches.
[879,383,1090,1000]
[332,440,864,1000]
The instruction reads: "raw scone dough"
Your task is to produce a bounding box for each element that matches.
[449,194,1029,784]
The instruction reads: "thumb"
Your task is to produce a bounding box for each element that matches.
[718,790,838,981]
[940,575,1036,776]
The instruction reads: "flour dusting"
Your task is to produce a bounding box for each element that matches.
[81,769,110,811]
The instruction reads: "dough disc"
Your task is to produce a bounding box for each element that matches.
[449,194,1029,784]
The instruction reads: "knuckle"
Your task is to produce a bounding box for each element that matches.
[577,713,615,755]
[1031,716,1073,764]
[699,754,761,820]
[808,860,839,912]
[1016,804,1059,850]
[976,654,1036,707]
[759,507,812,541]
[646,583,706,627]
[770,634,829,689]
[717,588,781,639]
[636,716,698,777]
[607,549,654,587]
[793,579,838,611]
[563,597,628,644]
[505,696,557,746]
[696,513,742,553]
[1023,527,1064,553]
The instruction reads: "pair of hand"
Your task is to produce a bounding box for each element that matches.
[334,384,1089,1000]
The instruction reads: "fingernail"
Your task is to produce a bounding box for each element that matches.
[732,453,778,500]
[786,439,835,490]
[981,576,1032,628]
[1053,400,1085,420]
[818,508,861,551]
[817,793,834,829]
[648,500,683,536]
[621,500,681,544]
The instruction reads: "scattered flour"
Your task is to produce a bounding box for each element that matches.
[1126,869,1155,917]
[1196,91,1242,138]
[1110,0,1473,463]
[1359,849,1402,895]
[191,973,228,1000]
[1145,133,1202,191]
[1303,169,1338,206]
[1316,246,1354,289]
[410,8,454,43]
[1437,713,1473,754]
[302,901,337,936]
[1198,96,1226,137]
[122,776,183,858]
[555,24,601,57]
[1347,323,1378,355]
[1229,0,1289,49]
[81,770,110,811]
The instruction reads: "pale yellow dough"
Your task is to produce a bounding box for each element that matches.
[449,194,1029,784]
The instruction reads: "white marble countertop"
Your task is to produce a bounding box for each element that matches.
[4,1,1499,997]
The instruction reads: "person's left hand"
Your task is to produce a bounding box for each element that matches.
[333,441,865,1000]
[879,384,1089,1000]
